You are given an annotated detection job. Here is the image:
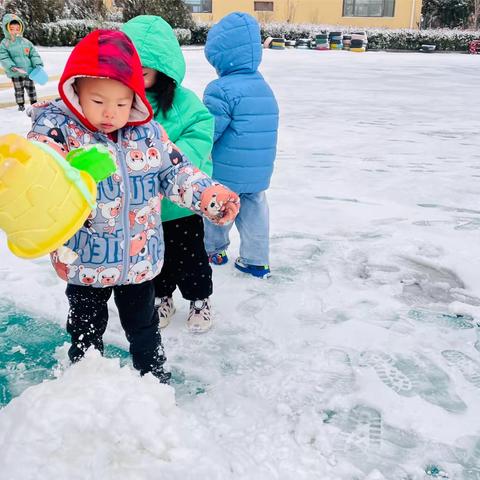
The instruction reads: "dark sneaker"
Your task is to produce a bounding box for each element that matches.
[18,104,25,111]
[209,250,228,265]
[234,257,271,278]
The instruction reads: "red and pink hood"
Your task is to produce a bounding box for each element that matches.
[58,29,153,131]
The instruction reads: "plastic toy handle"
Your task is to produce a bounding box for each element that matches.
[66,145,116,183]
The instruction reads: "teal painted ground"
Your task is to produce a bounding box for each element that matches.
[0,304,205,407]
[0,303,128,407]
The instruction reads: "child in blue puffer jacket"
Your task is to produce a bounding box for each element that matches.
[27,30,239,383]
[203,12,279,279]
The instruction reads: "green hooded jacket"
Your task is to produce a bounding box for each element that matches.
[122,15,214,223]
[0,14,43,79]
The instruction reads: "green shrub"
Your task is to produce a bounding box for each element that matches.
[14,19,480,51]
[23,20,191,47]
[120,0,193,29]
[4,0,62,27]
[174,28,191,46]
[367,28,480,51]
[190,21,211,45]
[29,20,122,46]
[62,0,108,21]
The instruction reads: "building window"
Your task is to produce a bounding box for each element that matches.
[343,0,395,17]
[184,0,212,13]
[254,1,274,12]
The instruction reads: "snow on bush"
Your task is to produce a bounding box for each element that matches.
[174,28,192,46]
[30,20,122,46]
[28,20,190,47]
[22,19,480,51]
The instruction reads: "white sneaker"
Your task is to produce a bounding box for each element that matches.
[155,296,175,329]
[187,298,212,333]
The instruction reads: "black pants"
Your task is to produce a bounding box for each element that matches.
[154,214,212,301]
[66,281,168,380]
[12,76,37,106]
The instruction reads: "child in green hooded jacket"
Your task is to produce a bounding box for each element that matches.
[122,15,215,333]
[0,13,43,111]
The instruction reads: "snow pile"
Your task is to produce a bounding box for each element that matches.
[0,350,230,480]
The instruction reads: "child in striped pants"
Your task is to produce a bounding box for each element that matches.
[0,14,43,111]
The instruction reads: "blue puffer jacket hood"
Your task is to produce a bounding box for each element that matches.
[205,12,262,77]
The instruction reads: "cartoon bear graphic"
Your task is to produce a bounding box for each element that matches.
[127,260,154,284]
[77,266,100,285]
[97,266,122,286]
[98,197,122,234]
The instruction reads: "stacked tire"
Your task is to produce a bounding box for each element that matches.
[263,36,273,49]
[315,33,329,51]
[329,31,343,50]
[343,34,352,50]
[271,38,286,50]
[420,44,436,53]
[296,38,312,49]
[350,32,368,52]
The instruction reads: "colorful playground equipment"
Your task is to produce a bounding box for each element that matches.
[0,134,116,259]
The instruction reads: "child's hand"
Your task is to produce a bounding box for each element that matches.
[215,196,240,225]
[199,185,240,225]
[12,67,27,74]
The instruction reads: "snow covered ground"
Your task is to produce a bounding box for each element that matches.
[1,47,480,479]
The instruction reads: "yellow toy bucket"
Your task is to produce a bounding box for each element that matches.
[0,134,97,259]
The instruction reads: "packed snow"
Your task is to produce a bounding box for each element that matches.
[1,47,480,479]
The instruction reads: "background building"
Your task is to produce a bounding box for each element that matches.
[184,0,423,29]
